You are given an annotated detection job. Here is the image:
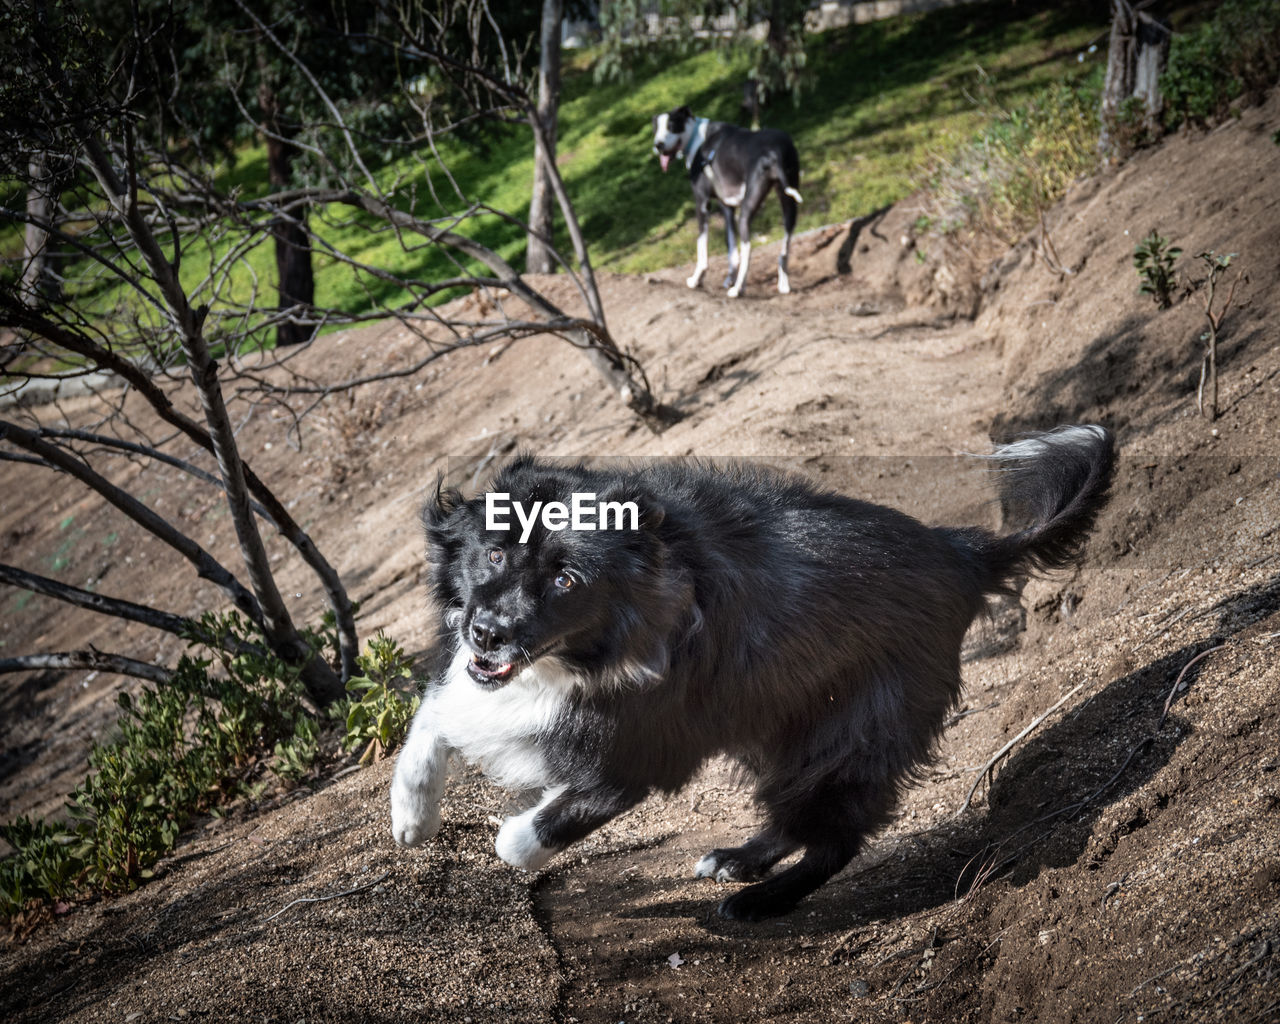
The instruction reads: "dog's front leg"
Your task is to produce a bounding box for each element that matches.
[495,785,641,872]
[390,700,449,847]
[686,202,710,289]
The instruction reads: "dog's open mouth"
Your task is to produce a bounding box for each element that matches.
[659,152,671,173]
[467,653,516,686]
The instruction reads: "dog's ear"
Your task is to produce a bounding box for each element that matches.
[422,476,465,532]
[675,105,691,119]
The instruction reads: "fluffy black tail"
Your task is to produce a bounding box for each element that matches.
[975,424,1116,591]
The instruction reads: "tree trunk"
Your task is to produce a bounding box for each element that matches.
[526,0,562,275]
[21,152,59,308]
[76,131,344,705]
[1099,0,1171,161]
[265,133,315,346]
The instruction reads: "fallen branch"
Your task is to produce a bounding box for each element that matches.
[262,871,390,923]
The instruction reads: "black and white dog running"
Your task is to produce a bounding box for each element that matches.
[652,105,803,298]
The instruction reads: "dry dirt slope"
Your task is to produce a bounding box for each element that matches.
[1,91,1279,1023]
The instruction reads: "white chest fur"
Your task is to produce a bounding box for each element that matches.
[430,648,576,792]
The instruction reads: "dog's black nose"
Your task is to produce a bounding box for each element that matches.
[469,615,509,653]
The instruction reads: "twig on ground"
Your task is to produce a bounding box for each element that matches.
[262,871,390,922]
[826,930,874,964]
[944,701,999,728]
[893,929,1008,1004]
[957,680,1086,816]
[954,846,1003,901]
[1156,645,1225,731]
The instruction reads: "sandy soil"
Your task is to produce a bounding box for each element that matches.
[2,89,1278,1023]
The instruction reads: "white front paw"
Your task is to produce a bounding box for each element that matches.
[390,782,441,848]
[686,274,702,289]
[727,285,742,298]
[494,809,556,872]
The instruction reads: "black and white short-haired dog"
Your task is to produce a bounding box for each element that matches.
[390,426,1115,920]
[651,105,803,298]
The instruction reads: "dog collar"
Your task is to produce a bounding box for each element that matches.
[684,118,710,169]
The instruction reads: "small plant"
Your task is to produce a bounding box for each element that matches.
[338,633,421,765]
[1194,250,1243,420]
[0,817,81,919]
[0,612,345,918]
[1133,231,1182,309]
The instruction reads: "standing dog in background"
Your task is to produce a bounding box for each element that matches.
[391,426,1115,920]
[651,105,803,298]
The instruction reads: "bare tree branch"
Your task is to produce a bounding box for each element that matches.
[0,650,172,685]
[33,426,272,519]
[0,300,359,683]
[0,562,198,639]
[0,418,264,624]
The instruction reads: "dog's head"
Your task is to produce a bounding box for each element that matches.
[651,105,696,173]
[423,457,692,690]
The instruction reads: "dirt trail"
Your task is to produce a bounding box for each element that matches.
[2,90,1279,1024]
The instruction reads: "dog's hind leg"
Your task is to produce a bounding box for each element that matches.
[717,735,908,919]
[776,187,799,294]
[721,203,739,289]
[716,783,893,920]
[687,202,710,289]
[695,830,798,882]
[726,220,752,298]
[717,840,857,921]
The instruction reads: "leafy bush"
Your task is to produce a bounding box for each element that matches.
[917,68,1101,245]
[337,632,421,765]
[0,612,334,917]
[1133,231,1182,309]
[1162,0,1280,128]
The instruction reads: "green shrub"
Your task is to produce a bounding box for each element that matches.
[917,69,1101,245]
[0,612,338,916]
[337,632,420,765]
[0,817,81,916]
[1162,0,1280,128]
[1133,231,1182,309]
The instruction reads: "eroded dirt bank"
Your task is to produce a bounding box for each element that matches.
[2,90,1278,1024]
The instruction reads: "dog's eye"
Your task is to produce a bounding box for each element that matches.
[553,571,575,591]
[487,548,504,566]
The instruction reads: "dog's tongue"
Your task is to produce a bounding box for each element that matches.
[471,654,515,682]
[659,153,671,173]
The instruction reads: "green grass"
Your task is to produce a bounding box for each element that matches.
[177,0,1113,331]
[564,1,1108,273]
[7,0,1115,347]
